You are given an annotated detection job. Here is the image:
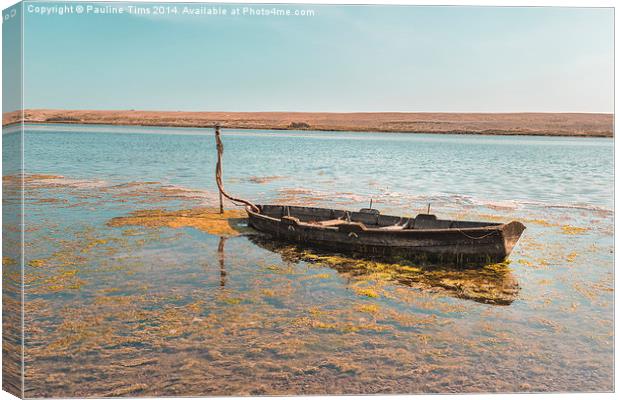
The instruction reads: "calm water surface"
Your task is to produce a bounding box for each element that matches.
[3,124,614,396]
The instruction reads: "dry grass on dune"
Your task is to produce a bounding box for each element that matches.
[2,109,613,137]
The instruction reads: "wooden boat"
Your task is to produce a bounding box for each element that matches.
[212,125,525,267]
[246,204,526,267]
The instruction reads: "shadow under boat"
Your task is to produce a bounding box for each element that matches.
[246,234,520,306]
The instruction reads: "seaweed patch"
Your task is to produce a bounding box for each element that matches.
[250,237,520,305]
[107,208,251,237]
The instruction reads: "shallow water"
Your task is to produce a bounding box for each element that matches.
[3,124,614,396]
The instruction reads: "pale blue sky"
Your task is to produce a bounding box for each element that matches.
[7,2,615,112]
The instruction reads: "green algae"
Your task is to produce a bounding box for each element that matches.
[3,256,16,266]
[353,287,380,298]
[561,225,589,235]
[16,174,614,396]
[250,238,519,305]
[107,208,251,237]
[28,259,46,268]
[355,304,380,314]
[221,297,244,305]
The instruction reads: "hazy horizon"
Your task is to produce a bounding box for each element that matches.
[6,108,615,115]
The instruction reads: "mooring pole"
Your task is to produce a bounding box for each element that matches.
[213,123,259,213]
[215,123,224,214]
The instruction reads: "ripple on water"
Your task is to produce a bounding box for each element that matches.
[10,152,614,396]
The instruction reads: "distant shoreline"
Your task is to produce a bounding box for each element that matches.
[3,109,614,137]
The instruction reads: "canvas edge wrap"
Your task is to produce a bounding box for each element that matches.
[3,1,25,398]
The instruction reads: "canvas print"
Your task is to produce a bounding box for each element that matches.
[1,1,614,398]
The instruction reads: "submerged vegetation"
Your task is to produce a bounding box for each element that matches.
[6,173,614,396]
[250,237,519,305]
[107,208,249,237]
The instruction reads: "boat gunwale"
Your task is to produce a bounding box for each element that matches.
[245,205,511,234]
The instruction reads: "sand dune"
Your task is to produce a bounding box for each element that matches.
[3,109,613,137]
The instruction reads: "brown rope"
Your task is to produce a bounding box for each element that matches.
[214,125,259,212]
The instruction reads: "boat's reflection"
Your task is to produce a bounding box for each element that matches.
[217,236,227,287]
[246,234,520,305]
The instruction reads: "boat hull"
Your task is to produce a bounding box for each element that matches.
[246,205,525,267]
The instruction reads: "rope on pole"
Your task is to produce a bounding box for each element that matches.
[214,124,259,213]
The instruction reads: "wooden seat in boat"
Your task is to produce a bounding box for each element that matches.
[379,218,412,231]
[379,224,407,230]
[315,218,347,227]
